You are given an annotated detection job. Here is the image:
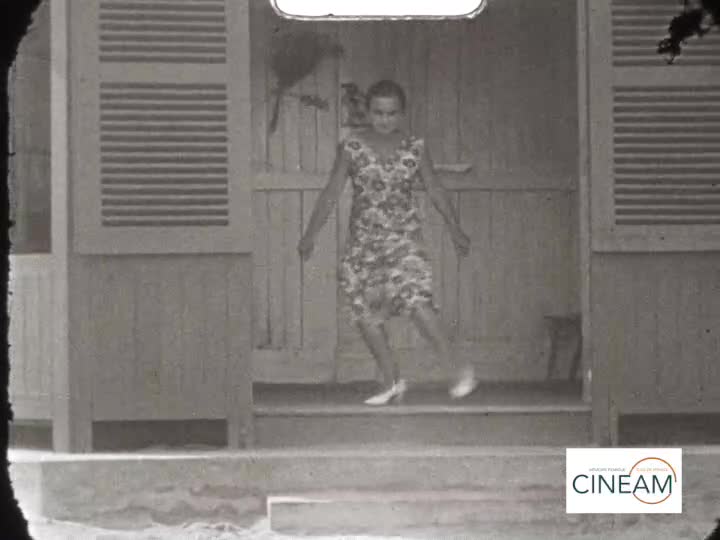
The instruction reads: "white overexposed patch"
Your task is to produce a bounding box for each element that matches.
[272,0,485,18]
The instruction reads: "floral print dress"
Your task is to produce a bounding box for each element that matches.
[338,133,437,325]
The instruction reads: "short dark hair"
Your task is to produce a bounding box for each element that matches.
[365,80,407,112]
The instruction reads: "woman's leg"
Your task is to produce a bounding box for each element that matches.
[380,323,400,382]
[357,319,396,388]
[410,303,456,368]
[411,303,477,395]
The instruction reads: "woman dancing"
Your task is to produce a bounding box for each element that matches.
[298,80,477,405]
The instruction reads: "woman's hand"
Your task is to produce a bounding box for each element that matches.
[418,142,470,258]
[297,142,350,263]
[298,235,315,261]
[451,228,471,257]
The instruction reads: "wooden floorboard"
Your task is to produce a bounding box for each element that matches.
[253,381,585,412]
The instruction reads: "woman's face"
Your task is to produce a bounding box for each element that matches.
[368,95,404,135]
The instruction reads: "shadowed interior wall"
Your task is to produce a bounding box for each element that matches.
[250,0,582,382]
[9,0,51,254]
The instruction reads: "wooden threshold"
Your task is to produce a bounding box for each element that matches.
[253,380,587,414]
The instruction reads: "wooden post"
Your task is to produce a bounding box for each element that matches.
[578,0,611,446]
[51,0,92,452]
[576,0,592,407]
[227,257,255,448]
[226,0,254,448]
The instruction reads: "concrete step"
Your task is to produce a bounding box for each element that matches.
[253,381,592,447]
[10,446,569,527]
[10,446,720,531]
[268,488,580,535]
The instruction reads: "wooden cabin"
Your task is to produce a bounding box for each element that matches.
[8,0,720,453]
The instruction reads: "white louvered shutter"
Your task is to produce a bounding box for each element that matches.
[588,0,720,251]
[69,0,252,253]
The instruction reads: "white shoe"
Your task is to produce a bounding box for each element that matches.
[449,368,478,399]
[364,379,407,406]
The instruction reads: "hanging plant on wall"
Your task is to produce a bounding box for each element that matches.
[268,30,344,135]
[340,82,369,128]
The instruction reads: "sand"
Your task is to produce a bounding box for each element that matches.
[26,515,718,540]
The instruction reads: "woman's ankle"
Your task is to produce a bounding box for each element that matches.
[457,364,475,379]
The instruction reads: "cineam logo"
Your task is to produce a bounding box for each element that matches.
[566,448,682,513]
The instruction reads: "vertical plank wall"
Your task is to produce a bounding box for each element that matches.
[251,0,581,383]
[593,254,720,415]
[69,256,252,423]
[10,0,51,254]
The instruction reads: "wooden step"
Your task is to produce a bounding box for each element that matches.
[253,381,591,447]
[255,407,591,447]
[267,489,615,536]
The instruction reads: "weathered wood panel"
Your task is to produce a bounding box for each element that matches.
[70,256,252,422]
[252,189,340,382]
[301,190,338,353]
[249,0,269,171]
[226,257,254,447]
[253,192,270,348]
[426,21,460,165]
[253,179,579,383]
[458,17,490,168]
[299,62,318,173]
[315,43,339,174]
[440,192,461,338]
[394,190,577,382]
[250,0,578,187]
[8,256,55,419]
[407,22,429,138]
[592,254,720,414]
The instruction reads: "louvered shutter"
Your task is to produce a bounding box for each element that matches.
[588,0,720,251]
[69,0,251,254]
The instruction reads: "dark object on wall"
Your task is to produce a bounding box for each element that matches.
[340,82,369,128]
[658,0,720,62]
[268,30,343,135]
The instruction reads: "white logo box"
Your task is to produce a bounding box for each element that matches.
[566,448,682,514]
[273,0,485,18]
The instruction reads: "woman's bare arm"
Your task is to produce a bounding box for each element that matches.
[299,143,350,257]
[419,143,461,233]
